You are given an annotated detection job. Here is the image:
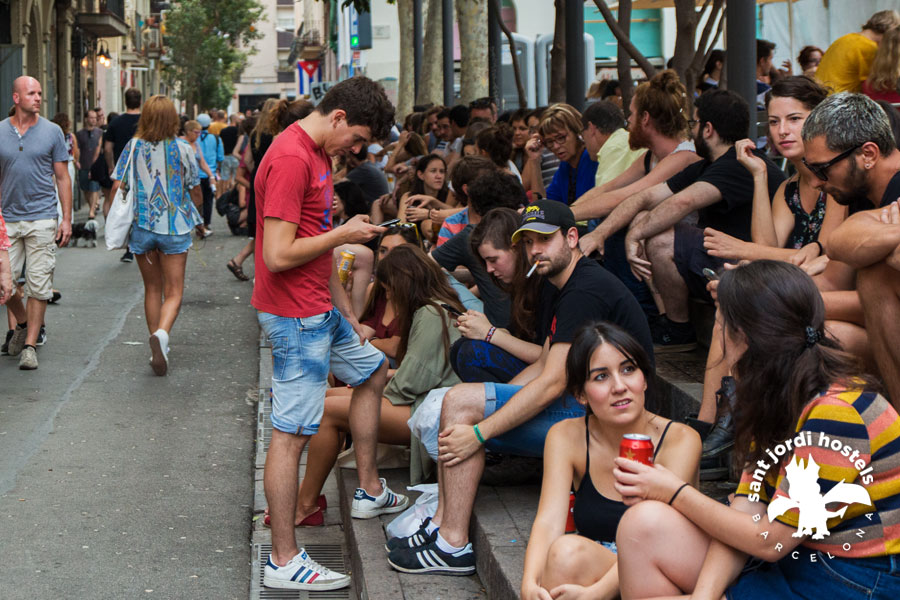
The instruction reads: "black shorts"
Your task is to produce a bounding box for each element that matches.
[673,222,727,303]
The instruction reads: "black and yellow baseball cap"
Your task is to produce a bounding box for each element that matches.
[511,199,577,243]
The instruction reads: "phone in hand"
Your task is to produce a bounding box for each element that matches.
[702,268,719,281]
[377,218,401,227]
[440,303,463,318]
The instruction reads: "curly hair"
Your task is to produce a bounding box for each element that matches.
[318,77,395,142]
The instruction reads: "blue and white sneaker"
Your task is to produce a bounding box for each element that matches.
[351,477,409,519]
[387,539,476,575]
[263,548,350,591]
[385,516,437,552]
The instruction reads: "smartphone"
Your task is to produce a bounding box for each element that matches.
[702,268,719,281]
[377,218,401,227]
[440,303,463,318]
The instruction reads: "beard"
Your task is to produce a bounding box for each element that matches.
[826,158,871,206]
[629,119,650,151]
[537,244,573,279]
[694,131,713,161]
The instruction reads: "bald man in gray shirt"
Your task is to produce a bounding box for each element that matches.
[0,76,71,370]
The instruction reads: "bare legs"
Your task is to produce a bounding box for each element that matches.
[540,535,617,596]
[135,250,188,334]
[857,261,900,409]
[616,501,711,598]
[645,229,690,323]
[266,429,310,565]
[350,360,389,495]
[431,383,488,547]
[333,244,374,318]
[296,390,411,522]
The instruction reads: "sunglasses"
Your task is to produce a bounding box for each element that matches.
[802,144,862,181]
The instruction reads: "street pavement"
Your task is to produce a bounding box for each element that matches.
[0,215,259,599]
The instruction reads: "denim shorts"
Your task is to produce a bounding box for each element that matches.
[129,226,193,255]
[727,552,900,600]
[258,309,386,435]
[219,156,239,180]
[482,382,585,456]
[78,168,100,192]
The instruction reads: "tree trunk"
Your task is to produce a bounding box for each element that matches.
[397,0,416,120]
[491,0,525,108]
[418,0,444,105]
[550,0,566,103]
[616,0,634,111]
[457,0,488,104]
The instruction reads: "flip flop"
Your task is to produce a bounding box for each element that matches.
[227,260,250,281]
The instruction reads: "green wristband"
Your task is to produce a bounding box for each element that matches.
[473,423,486,444]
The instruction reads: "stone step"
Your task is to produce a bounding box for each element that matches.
[336,466,487,600]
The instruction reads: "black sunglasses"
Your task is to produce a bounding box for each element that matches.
[802,144,862,181]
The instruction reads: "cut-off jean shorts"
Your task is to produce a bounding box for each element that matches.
[482,382,585,456]
[128,226,193,255]
[258,308,385,435]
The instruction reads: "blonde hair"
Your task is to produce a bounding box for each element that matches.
[136,95,180,142]
[183,120,201,133]
[538,103,583,138]
[863,10,900,35]
[867,28,900,92]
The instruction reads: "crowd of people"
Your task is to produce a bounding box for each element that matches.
[2,7,900,598]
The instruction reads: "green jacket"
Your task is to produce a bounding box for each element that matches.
[384,302,461,483]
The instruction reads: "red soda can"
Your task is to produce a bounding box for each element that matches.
[565,491,576,534]
[620,433,654,466]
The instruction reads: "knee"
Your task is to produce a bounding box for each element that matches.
[544,535,593,581]
[616,500,673,550]
[645,230,674,261]
[441,383,484,425]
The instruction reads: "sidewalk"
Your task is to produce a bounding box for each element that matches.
[0,211,258,599]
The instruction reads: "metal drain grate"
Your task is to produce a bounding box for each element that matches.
[254,544,350,599]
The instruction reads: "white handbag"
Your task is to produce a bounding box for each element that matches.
[105,139,136,250]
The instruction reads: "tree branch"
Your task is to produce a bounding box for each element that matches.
[692,0,724,72]
[592,0,657,79]
[490,0,526,107]
[694,0,712,19]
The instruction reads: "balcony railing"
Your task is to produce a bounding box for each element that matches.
[77,0,129,37]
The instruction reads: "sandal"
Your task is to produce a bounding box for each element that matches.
[227,260,250,281]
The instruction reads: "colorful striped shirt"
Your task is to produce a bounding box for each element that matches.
[736,383,900,557]
[436,207,469,247]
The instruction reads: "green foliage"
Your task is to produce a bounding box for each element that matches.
[163,0,265,111]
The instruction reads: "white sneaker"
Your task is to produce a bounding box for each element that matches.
[149,330,169,376]
[351,477,409,519]
[263,548,350,591]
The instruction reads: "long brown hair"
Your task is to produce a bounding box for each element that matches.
[375,245,464,364]
[717,261,876,467]
[469,208,539,341]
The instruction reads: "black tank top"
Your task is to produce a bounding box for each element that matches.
[572,416,673,543]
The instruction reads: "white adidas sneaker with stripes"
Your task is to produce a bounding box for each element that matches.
[263,548,350,591]
[351,477,410,519]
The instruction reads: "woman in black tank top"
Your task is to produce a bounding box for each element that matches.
[521,323,701,600]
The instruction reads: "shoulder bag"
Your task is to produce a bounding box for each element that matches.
[105,139,137,250]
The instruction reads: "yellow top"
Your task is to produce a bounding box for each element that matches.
[207,121,227,136]
[816,32,878,94]
[595,128,645,188]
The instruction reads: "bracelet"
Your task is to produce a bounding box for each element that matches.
[484,327,496,343]
[669,483,690,505]
[813,240,824,256]
[473,423,486,444]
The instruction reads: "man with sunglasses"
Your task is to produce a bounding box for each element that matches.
[806,93,900,410]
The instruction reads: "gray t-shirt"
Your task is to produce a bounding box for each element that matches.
[75,127,103,167]
[0,117,69,222]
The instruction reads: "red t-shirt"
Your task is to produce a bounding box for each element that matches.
[251,123,334,318]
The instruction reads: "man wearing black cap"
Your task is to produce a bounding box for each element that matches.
[386,199,652,575]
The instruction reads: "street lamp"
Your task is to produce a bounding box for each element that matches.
[97,41,112,67]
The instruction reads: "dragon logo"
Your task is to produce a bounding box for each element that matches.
[767,455,872,540]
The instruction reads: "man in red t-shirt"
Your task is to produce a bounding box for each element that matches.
[252,78,402,592]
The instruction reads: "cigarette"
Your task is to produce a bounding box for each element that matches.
[526,262,539,278]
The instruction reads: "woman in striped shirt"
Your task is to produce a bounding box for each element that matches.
[610,260,900,599]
